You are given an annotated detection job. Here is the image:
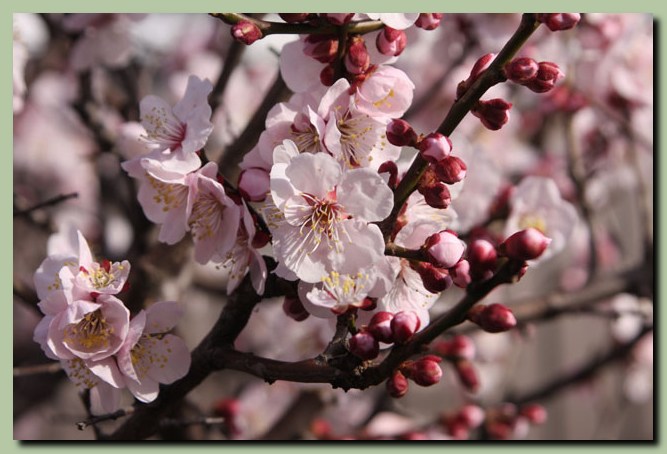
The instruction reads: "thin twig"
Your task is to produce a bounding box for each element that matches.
[209,40,245,114]
[13,192,78,217]
[13,362,62,377]
[77,407,135,431]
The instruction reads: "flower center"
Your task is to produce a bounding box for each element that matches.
[142,106,187,149]
[64,309,114,351]
[300,194,345,249]
[372,88,395,109]
[291,124,321,154]
[321,270,370,307]
[189,192,225,241]
[80,261,123,290]
[148,174,188,213]
[131,334,170,378]
[336,110,375,167]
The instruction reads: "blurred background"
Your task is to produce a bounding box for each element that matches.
[13,13,653,440]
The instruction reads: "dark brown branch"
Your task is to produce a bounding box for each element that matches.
[13,192,78,217]
[77,407,134,431]
[217,72,290,178]
[209,40,245,114]
[378,14,541,240]
[508,326,652,406]
[210,13,384,37]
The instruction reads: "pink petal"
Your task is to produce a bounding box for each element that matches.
[337,168,394,222]
[144,301,183,334]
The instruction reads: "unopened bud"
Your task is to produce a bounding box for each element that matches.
[524,61,563,94]
[450,259,472,288]
[504,57,539,84]
[377,160,399,189]
[454,359,480,393]
[424,230,465,269]
[434,334,475,360]
[320,64,335,86]
[419,132,453,163]
[537,13,581,31]
[391,311,421,343]
[376,27,407,56]
[304,34,339,63]
[279,13,310,23]
[501,228,551,261]
[469,53,495,82]
[419,181,452,209]
[415,262,453,293]
[345,36,370,75]
[348,330,380,360]
[386,118,418,147]
[321,13,354,25]
[467,239,497,279]
[251,229,271,249]
[415,13,444,30]
[367,311,394,344]
[238,168,270,202]
[386,369,409,398]
[434,155,467,184]
[486,421,513,440]
[459,404,485,428]
[404,355,443,387]
[282,295,310,321]
[467,303,517,333]
[231,20,262,45]
[471,98,512,130]
[520,404,548,425]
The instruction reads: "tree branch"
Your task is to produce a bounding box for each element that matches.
[13,192,78,217]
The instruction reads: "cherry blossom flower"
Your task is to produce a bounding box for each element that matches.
[268,141,393,283]
[187,162,242,264]
[364,13,420,30]
[221,202,267,295]
[116,301,190,403]
[139,75,213,156]
[505,176,578,262]
[354,66,415,119]
[305,270,376,315]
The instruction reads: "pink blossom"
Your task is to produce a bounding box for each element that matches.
[187,162,242,264]
[116,301,190,403]
[354,66,415,119]
[505,176,578,262]
[364,13,419,30]
[140,75,213,155]
[60,357,124,414]
[305,270,376,314]
[269,144,393,282]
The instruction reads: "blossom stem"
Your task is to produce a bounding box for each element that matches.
[379,14,541,240]
[384,243,426,262]
[13,192,79,218]
[210,13,384,37]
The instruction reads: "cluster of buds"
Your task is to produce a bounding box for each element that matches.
[536,13,581,31]
[348,310,421,360]
[412,230,467,293]
[415,13,444,30]
[484,403,548,440]
[467,303,517,333]
[440,404,486,439]
[387,355,444,397]
[471,98,512,130]
[504,58,564,93]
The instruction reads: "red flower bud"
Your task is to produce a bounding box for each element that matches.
[524,61,563,94]
[377,160,399,189]
[454,359,479,392]
[320,64,335,86]
[467,303,517,333]
[415,13,444,30]
[345,36,370,75]
[450,259,472,288]
[419,132,453,163]
[501,227,551,261]
[282,295,310,322]
[424,230,465,269]
[386,118,418,147]
[367,311,394,344]
[433,334,475,360]
[433,155,467,184]
[231,20,262,45]
[251,229,271,249]
[520,403,548,425]
[405,356,443,387]
[467,239,498,279]
[469,53,496,82]
[504,57,539,84]
[471,98,512,130]
[304,35,339,63]
[537,13,581,31]
[418,180,452,209]
[391,311,421,343]
[238,167,270,202]
[376,26,407,56]
[414,262,453,293]
[386,369,409,398]
[279,13,310,23]
[348,330,380,360]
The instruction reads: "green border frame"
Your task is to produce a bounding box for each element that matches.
[5,0,662,451]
